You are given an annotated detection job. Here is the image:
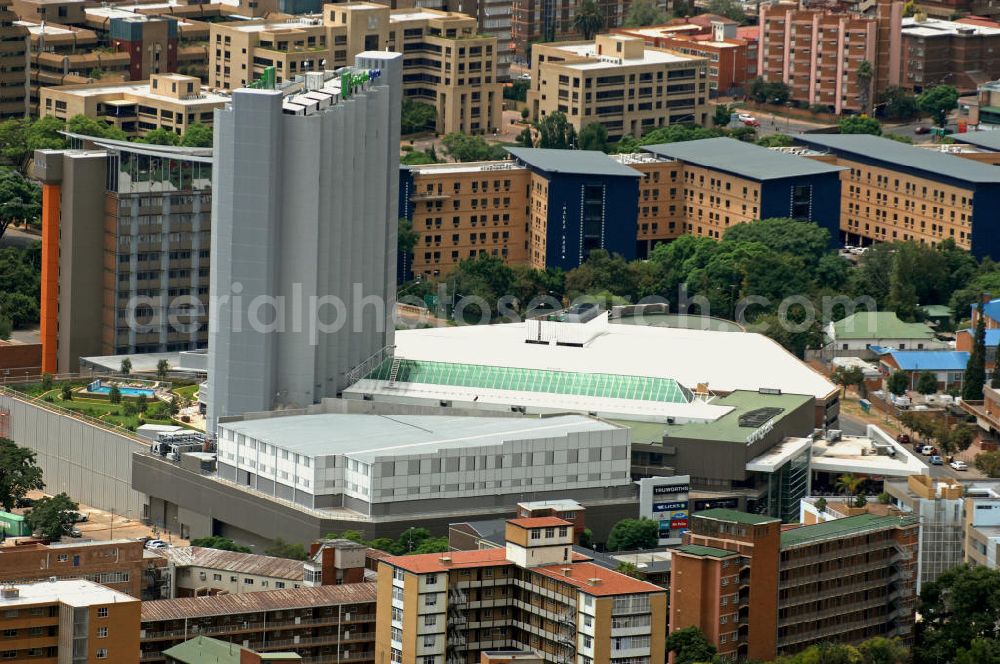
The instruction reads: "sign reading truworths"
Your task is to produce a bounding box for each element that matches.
[638,475,691,545]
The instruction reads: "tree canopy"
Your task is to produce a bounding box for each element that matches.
[573,0,604,39]
[917,85,959,127]
[917,565,1000,664]
[839,114,882,135]
[190,536,252,553]
[748,77,792,105]
[706,0,746,22]
[577,122,610,152]
[624,0,667,26]
[180,123,213,148]
[401,99,438,135]
[535,112,577,149]
[607,518,658,551]
[0,168,41,242]
[0,438,45,512]
[441,133,507,162]
[25,493,78,540]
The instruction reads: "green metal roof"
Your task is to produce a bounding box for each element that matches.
[694,508,781,525]
[642,137,845,181]
[796,134,1000,184]
[780,513,918,548]
[162,636,301,664]
[674,544,738,558]
[366,359,693,404]
[831,312,936,341]
[506,147,643,177]
[918,305,953,318]
[634,390,812,444]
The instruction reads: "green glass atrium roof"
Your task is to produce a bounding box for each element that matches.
[365,359,693,404]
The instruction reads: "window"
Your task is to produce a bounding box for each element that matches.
[213,574,222,581]
[393,568,405,582]
[530,529,541,540]
[425,594,438,607]
[244,578,254,585]
[424,635,436,647]
[96,650,108,659]
[424,658,436,664]
[426,574,438,586]
[391,649,403,664]
[393,608,403,622]
[424,615,436,626]
[391,627,403,643]
[583,635,593,649]
[97,627,108,638]
[97,608,108,618]
[57,554,68,562]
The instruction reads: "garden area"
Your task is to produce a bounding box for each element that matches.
[8,374,201,433]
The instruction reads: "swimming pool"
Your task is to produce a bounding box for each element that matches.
[89,384,156,398]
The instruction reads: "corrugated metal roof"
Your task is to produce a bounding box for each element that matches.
[505,147,642,177]
[140,583,377,622]
[831,311,936,341]
[780,513,918,548]
[957,132,1000,152]
[796,134,1000,184]
[882,350,970,371]
[155,547,306,580]
[643,137,845,181]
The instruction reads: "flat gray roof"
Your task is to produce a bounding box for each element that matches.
[642,137,845,180]
[956,132,1000,152]
[795,134,1000,184]
[220,414,619,462]
[506,147,642,177]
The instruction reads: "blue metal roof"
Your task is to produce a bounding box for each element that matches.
[881,350,970,372]
[982,299,1000,323]
[960,328,1000,346]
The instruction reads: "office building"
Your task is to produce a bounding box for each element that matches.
[445,0,515,79]
[0,0,28,117]
[33,137,213,373]
[206,51,401,427]
[40,74,228,138]
[0,579,141,664]
[757,0,902,113]
[615,18,758,95]
[0,538,163,600]
[165,635,302,664]
[964,484,1000,569]
[510,0,633,54]
[527,34,709,140]
[140,583,378,663]
[671,509,917,661]
[795,134,1000,257]
[209,3,501,135]
[400,138,842,278]
[375,517,667,664]
[901,16,1000,91]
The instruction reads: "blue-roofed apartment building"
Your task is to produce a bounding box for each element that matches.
[956,295,1000,381]
[877,349,970,392]
[795,134,1000,258]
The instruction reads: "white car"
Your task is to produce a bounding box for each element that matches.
[145,539,169,550]
[737,112,756,122]
[950,460,968,471]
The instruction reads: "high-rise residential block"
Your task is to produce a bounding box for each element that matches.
[0,579,141,663]
[671,509,917,662]
[0,0,28,117]
[375,517,667,664]
[206,51,401,427]
[527,34,709,140]
[209,3,500,135]
[33,139,213,373]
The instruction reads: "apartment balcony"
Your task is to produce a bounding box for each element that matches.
[141,615,372,641]
[778,596,888,628]
[781,576,890,610]
[410,191,452,202]
[781,542,895,571]
[778,615,890,649]
[780,558,896,589]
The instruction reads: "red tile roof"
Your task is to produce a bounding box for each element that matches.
[736,26,759,41]
[383,548,513,574]
[507,517,572,529]
[531,562,665,597]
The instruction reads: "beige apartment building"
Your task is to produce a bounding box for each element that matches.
[210,2,501,135]
[40,73,227,137]
[0,0,28,117]
[527,34,709,141]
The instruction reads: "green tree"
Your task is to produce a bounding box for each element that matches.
[400,150,440,165]
[447,253,517,321]
[0,438,45,512]
[839,114,882,135]
[917,565,1000,664]
[412,537,449,554]
[916,371,939,395]
[441,133,507,162]
[0,317,10,341]
[66,115,127,141]
[886,370,909,396]
[265,537,309,560]
[883,132,913,144]
[60,384,73,401]
[954,638,1000,664]
[180,123,213,148]
[624,0,667,26]
[879,86,919,121]
[0,168,41,242]
[25,493,78,540]
[917,84,959,127]
[190,536,253,553]
[573,0,604,39]
[139,128,181,146]
[856,60,874,114]
[831,365,865,397]
[120,358,132,376]
[535,112,576,149]
[664,626,718,664]
[963,300,987,401]
[0,292,38,328]
[836,473,865,508]
[515,126,534,147]
[706,0,746,22]
[606,518,658,551]
[565,249,637,297]
[755,133,794,147]
[40,373,52,391]
[108,385,122,404]
[723,217,831,268]
[747,77,792,104]
[0,117,68,173]
[713,103,732,126]
[577,122,609,152]
[975,450,1000,477]
[504,80,529,102]
[398,218,419,257]
[814,497,828,513]
[401,99,438,135]
[156,359,170,381]
[616,561,643,578]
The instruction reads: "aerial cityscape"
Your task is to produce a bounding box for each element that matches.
[3,0,1000,661]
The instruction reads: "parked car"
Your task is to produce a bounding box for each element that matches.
[914,125,931,134]
[65,511,87,523]
[14,497,34,508]
[145,539,168,550]
[950,459,968,471]
[929,455,944,465]
[920,445,934,455]
[68,528,82,538]
[897,434,911,445]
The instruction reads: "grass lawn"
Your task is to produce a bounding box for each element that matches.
[172,384,199,401]
[9,381,175,432]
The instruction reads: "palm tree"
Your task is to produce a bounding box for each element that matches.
[857,60,874,115]
[573,0,605,40]
[836,473,864,508]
